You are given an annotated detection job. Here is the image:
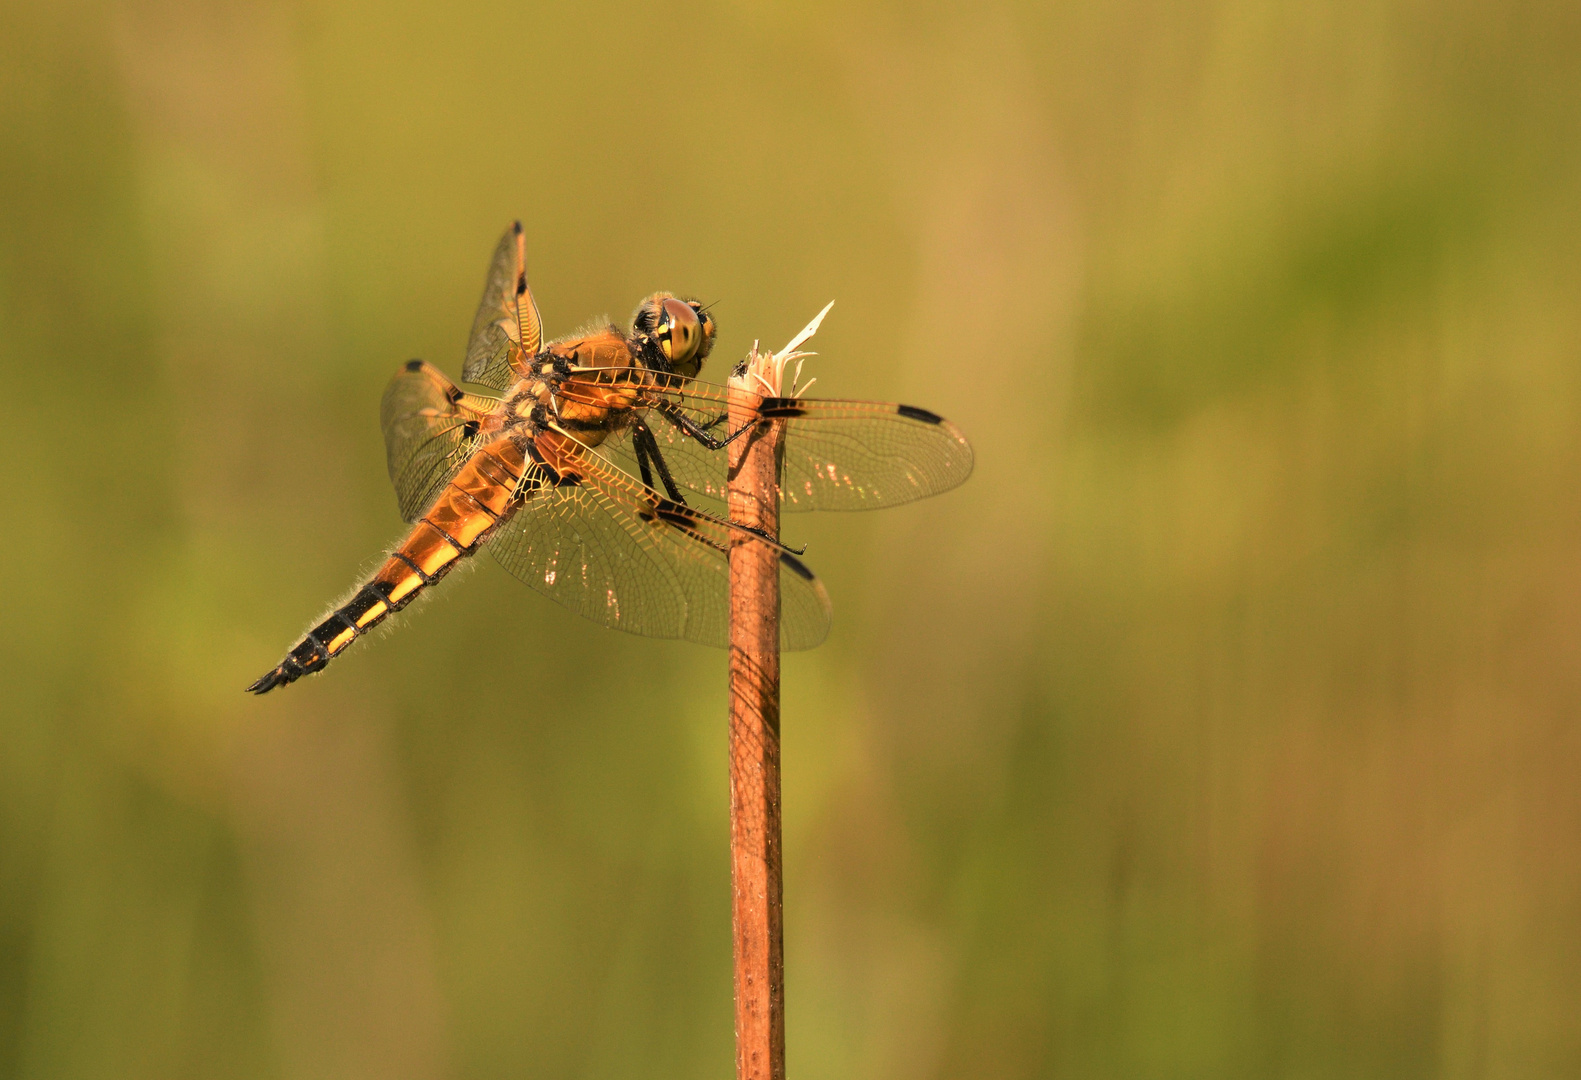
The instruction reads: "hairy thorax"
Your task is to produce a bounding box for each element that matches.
[501,324,645,451]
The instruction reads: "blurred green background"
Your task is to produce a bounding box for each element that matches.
[4,0,1581,1076]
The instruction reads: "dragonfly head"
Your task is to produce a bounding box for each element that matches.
[634,293,716,376]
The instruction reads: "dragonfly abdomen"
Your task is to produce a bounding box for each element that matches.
[247,437,527,694]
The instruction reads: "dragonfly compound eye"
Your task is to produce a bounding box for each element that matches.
[690,301,717,358]
[659,297,705,368]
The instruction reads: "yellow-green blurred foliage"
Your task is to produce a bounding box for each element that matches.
[3,0,1580,1076]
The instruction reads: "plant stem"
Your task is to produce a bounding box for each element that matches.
[727,348,786,1080]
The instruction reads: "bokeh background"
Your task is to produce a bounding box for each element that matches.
[4,1,1581,1076]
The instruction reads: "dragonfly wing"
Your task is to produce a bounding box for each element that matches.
[381,360,499,523]
[487,433,831,650]
[763,397,975,511]
[462,221,543,390]
[555,372,973,511]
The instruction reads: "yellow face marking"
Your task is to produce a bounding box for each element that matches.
[355,601,388,627]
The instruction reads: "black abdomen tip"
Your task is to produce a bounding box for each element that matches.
[246,666,293,695]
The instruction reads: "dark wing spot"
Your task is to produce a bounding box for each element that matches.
[759,397,808,419]
[897,404,943,424]
[445,385,463,405]
[511,220,523,236]
[461,420,480,438]
[405,359,425,372]
[779,552,817,581]
[516,273,527,296]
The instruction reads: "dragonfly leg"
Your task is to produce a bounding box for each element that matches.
[718,421,758,448]
[729,519,806,555]
[632,419,689,504]
[657,400,734,450]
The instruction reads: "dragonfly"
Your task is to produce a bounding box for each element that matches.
[247,222,973,693]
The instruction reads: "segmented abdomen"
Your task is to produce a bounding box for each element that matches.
[247,437,526,693]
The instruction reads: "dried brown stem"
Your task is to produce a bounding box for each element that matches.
[727,347,787,1080]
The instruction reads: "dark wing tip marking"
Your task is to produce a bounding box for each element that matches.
[896,404,944,425]
[779,551,817,581]
[404,358,425,372]
[511,220,523,235]
[758,397,808,419]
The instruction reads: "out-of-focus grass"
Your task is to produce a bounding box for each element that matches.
[3,0,1581,1077]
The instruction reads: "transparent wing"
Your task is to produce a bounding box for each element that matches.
[554,371,974,511]
[381,360,500,522]
[486,434,831,650]
[462,221,544,390]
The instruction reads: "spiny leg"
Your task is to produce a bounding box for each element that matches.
[654,399,743,450]
[647,407,801,552]
[631,419,689,504]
